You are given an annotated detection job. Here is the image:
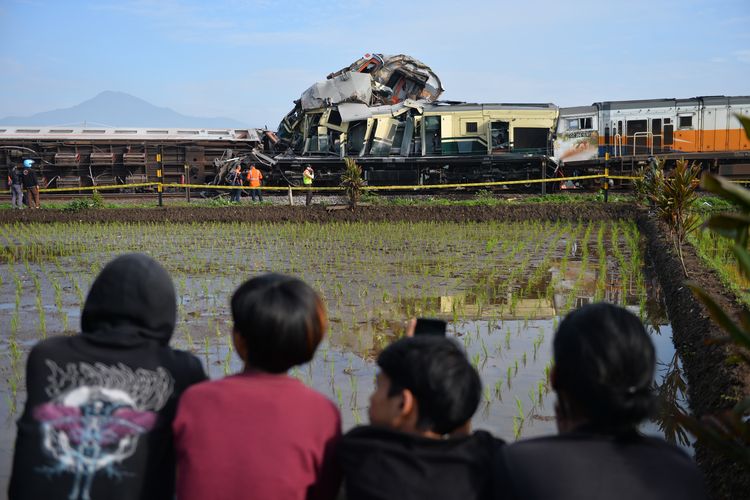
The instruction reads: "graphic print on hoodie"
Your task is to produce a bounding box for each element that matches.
[32,361,171,500]
[9,254,207,500]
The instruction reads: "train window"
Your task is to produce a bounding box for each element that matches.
[664,118,671,124]
[568,118,592,130]
[466,122,478,133]
[678,115,693,129]
[627,120,647,134]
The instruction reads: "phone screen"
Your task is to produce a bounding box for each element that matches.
[413,318,447,336]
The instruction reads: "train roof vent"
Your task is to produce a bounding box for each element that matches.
[207,130,229,135]
[82,129,106,134]
[115,129,138,134]
[16,129,40,133]
[49,129,74,133]
[147,130,169,134]
[177,130,200,135]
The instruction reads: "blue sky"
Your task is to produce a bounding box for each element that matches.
[1,0,748,128]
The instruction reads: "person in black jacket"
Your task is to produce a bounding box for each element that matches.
[21,159,40,209]
[8,163,24,209]
[9,253,207,500]
[338,335,502,500]
[494,302,708,500]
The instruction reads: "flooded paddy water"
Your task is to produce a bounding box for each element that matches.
[0,219,685,488]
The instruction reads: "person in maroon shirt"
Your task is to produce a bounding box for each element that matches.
[173,274,341,500]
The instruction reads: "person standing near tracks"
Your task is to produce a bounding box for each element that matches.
[303,164,315,206]
[22,159,40,208]
[8,162,25,209]
[247,164,263,203]
[229,164,243,203]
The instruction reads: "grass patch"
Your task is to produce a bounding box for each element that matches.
[689,227,750,307]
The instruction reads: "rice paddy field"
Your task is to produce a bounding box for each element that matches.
[0,219,682,488]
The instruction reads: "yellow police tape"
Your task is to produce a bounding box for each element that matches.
[39,183,158,193]
[48,173,750,194]
[166,175,614,192]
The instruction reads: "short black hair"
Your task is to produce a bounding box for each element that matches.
[553,302,657,429]
[377,336,481,435]
[231,274,326,373]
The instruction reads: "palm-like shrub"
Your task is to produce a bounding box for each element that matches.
[341,158,366,209]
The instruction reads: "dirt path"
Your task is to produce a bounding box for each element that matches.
[0,202,637,224]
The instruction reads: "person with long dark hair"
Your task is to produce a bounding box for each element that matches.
[495,302,708,500]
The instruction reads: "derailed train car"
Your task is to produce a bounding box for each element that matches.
[0,127,266,190]
[273,100,558,186]
[271,53,558,186]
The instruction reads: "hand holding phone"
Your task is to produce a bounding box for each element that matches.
[413,318,447,337]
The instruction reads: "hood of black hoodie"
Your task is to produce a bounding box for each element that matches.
[81,253,176,347]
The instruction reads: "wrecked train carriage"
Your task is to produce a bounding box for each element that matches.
[277,53,443,152]
[0,127,267,190]
[272,101,559,186]
[326,53,444,105]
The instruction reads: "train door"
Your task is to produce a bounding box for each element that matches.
[611,120,624,156]
[628,119,648,155]
[701,106,716,151]
[489,121,510,152]
[651,118,662,152]
[423,115,441,155]
[728,108,745,151]
[664,118,674,150]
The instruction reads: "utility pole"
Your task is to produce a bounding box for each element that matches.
[157,149,163,207]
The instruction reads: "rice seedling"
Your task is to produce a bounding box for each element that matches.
[0,218,658,441]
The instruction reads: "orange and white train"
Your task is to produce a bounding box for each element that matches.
[553,96,750,174]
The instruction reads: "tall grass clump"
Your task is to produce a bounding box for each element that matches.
[341,158,366,209]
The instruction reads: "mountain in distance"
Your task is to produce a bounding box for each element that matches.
[0,91,249,128]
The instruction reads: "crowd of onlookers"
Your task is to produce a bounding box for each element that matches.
[9,254,709,500]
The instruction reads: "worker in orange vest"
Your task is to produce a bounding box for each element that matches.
[247,165,263,202]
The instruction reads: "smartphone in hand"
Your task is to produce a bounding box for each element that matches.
[413,318,447,336]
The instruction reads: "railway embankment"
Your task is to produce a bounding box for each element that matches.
[0,202,636,224]
[639,212,749,500]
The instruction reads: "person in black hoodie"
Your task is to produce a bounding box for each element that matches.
[494,303,708,500]
[338,335,502,500]
[9,253,207,500]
